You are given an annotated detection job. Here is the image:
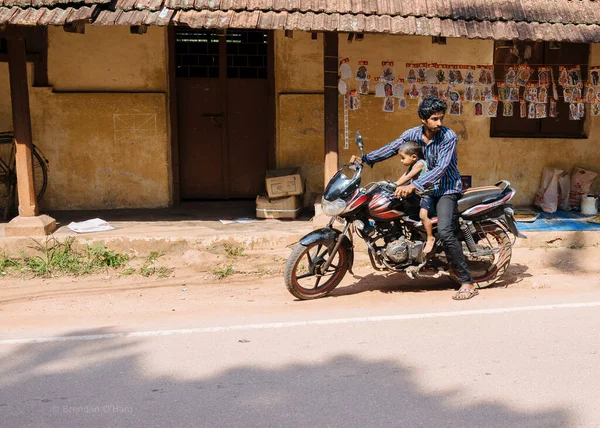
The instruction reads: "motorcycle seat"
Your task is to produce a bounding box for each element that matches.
[457,185,505,213]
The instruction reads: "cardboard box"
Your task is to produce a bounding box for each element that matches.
[265,167,304,198]
[256,195,302,219]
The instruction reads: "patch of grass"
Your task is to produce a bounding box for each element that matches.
[213,264,235,279]
[135,251,173,278]
[223,243,245,258]
[568,243,585,250]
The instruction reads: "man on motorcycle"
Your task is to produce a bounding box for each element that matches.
[349,96,477,300]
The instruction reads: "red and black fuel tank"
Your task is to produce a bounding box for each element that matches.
[368,191,420,220]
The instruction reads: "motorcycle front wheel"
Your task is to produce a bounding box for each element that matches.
[284,240,349,300]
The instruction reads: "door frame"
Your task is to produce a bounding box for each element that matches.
[167,27,276,205]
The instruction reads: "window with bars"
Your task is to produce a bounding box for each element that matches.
[175,31,220,78]
[226,31,268,79]
[175,30,268,79]
[491,40,589,138]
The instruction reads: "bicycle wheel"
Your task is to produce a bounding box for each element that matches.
[32,145,49,201]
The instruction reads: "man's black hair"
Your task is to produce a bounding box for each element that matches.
[418,96,448,120]
[399,141,424,160]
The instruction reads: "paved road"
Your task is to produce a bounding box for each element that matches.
[1,288,600,427]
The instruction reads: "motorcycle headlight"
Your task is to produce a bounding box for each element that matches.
[321,198,347,216]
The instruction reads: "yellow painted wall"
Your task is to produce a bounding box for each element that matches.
[0,26,170,210]
[275,32,600,207]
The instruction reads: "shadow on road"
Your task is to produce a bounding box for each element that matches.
[331,263,532,298]
[0,327,570,428]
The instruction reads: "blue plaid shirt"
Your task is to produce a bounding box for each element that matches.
[363,125,462,197]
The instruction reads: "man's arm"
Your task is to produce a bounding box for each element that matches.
[412,134,457,192]
[362,129,412,167]
[395,162,424,186]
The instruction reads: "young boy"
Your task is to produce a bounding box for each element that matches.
[394,141,435,254]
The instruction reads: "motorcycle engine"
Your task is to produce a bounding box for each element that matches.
[384,237,424,264]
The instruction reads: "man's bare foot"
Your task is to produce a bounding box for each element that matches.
[452,284,478,300]
[423,236,435,254]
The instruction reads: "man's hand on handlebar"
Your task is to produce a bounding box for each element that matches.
[349,155,363,166]
[394,184,416,199]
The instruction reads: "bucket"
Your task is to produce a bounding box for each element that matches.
[580,195,598,215]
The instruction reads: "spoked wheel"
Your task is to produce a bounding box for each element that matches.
[451,222,512,288]
[284,240,349,300]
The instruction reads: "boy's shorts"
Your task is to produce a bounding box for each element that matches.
[420,195,434,212]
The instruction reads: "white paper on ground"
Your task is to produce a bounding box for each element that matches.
[219,218,256,224]
[68,218,115,233]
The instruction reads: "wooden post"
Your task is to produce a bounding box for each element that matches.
[323,32,339,184]
[7,28,38,217]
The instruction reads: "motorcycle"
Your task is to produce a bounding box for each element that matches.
[284,132,525,300]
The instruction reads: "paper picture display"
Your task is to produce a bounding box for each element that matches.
[356,61,368,80]
[380,61,395,83]
[339,58,352,79]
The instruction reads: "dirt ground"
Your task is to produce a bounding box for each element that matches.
[1,244,600,338]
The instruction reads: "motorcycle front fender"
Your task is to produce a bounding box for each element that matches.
[299,227,355,274]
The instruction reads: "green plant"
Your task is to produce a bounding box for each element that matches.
[213,264,235,279]
[122,267,136,276]
[223,243,245,258]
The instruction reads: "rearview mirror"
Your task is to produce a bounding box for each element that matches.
[355,131,363,151]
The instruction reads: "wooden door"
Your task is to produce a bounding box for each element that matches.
[175,29,272,200]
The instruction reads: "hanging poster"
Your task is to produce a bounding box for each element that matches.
[591,66,600,86]
[348,90,361,110]
[482,86,494,101]
[356,61,368,80]
[497,82,510,102]
[563,86,574,103]
[398,97,407,109]
[448,89,461,104]
[585,83,595,103]
[591,102,600,117]
[450,101,462,115]
[528,102,536,119]
[569,103,580,120]
[448,69,458,84]
[486,98,498,117]
[572,85,582,101]
[550,68,559,100]
[380,61,395,83]
[338,79,348,95]
[464,85,474,102]
[439,84,450,100]
[375,78,385,98]
[384,82,394,97]
[393,80,405,97]
[596,88,600,102]
[578,101,585,118]
[383,96,395,112]
[549,98,557,118]
[538,86,548,103]
[426,63,438,84]
[538,66,551,86]
[472,87,482,102]
[525,84,538,102]
[430,85,440,98]
[465,66,475,85]
[536,103,547,119]
[406,63,418,83]
[510,87,520,102]
[558,66,569,87]
[436,66,446,83]
[505,66,517,86]
[339,58,352,79]
[474,102,483,116]
[516,65,532,86]
[520,99,527,118]
[567,66,582,86]
[477,65,494,85]
[417,63,427,81]
[409,83,420,99]
[503,102,513,117]
[420,85,431,99]
[359,77,370,95]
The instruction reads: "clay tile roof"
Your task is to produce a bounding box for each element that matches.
[1,0,600,42]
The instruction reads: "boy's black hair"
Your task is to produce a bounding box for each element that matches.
[418,96,447,120]
[399,141,424,159]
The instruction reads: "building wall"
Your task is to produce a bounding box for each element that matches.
[0,26,169,211]
[275,32,600,206]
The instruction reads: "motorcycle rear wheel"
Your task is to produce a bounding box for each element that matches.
[284,241,349,300]
[451,223,512,288]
